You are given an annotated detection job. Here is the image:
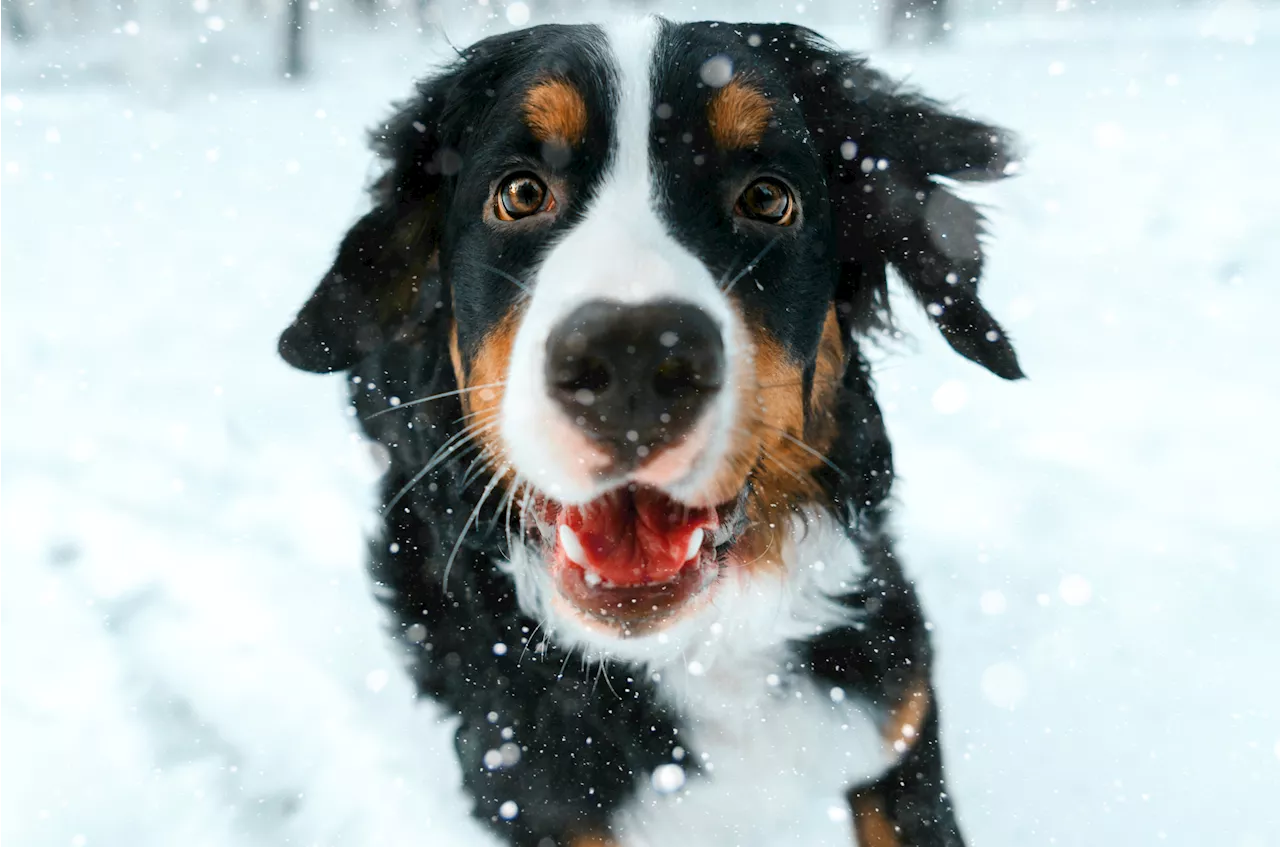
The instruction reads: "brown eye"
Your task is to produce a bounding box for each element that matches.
[736,178,795,225]
[495,173,553,221]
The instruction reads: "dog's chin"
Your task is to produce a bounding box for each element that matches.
[526,482,747,639]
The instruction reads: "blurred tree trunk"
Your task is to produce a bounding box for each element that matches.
[3,0,31,43]
[285,0,305,78]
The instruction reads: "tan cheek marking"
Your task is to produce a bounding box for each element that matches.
[884,678,931,757]
[807,306,844,443]
[736,330,817,570]
[523,78,589,147]
[452,309,520,465]
[851,791,903,847]
[448,320,464,388]
[699,310,768,512]
[705,306,844,571]
[753,308,843,507]
[751,328,811,480]
[707,77,772,150]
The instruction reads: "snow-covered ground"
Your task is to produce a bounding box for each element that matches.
[4,4,1279,845]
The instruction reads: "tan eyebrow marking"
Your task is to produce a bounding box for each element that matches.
[522,78,589,147]
[707,77,772,150]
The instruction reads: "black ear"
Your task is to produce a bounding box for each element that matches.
[758,26,1024,380]
[278,199,441,373]
[278,55,477,373]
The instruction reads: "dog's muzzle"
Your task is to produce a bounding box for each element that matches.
[544,298,724,469]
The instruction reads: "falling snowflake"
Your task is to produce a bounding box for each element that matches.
[651,763,686,794]
[699,55,734,88]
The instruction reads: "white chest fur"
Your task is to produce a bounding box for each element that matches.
[614,659,895,847]
[501,512,896,846]
[610,518,898,847]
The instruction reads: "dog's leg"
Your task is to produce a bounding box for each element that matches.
[850,702,964,847]
[367,477,682,847]
[414,618,676,847]
[805,528,965,847]
[852,790,901,847]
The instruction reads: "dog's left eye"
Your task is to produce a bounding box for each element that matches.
[736,179,796,226]
[495,173,555,221]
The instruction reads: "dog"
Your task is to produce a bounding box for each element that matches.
[278,17,1021,847]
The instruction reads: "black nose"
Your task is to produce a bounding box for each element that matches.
[545,299,725,466]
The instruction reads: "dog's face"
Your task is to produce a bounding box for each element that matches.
[279,19,1021,657]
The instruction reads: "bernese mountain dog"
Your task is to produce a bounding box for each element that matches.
[277,17,1022,847]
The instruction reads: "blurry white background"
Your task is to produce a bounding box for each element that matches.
[3,0,1279,844]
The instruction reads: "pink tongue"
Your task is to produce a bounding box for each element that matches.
[559,488,713,587]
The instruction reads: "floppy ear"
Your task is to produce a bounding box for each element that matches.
[277,197,441,373]
[277,61,472,373]
[762,26,1024,379]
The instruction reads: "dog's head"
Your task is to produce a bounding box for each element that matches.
[279,19,1020,657]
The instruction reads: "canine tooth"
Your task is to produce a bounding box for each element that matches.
[684,529,704,562]
[583,570,603,588]
[559,525,588,566]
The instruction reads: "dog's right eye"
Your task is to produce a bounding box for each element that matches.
[736,178,795,226]
[495,173,554,221]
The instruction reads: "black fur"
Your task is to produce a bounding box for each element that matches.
[279,19,1021,846]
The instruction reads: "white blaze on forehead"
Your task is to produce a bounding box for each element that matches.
[498,16,743,505]
[604,16,659,211]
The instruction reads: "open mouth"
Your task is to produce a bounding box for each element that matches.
[537,485,743,634]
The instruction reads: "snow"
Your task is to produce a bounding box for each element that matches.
[4,5,1279,846]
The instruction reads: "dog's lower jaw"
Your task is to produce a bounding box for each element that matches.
[499,506,864,669]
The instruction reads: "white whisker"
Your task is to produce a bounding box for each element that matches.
[722,234,784,295]
[556,642,576,681]
[764,424,850,482]
[518,617,545,666]
[442,464,509,591]
[473,261,533,296]
[381,416,498,515]
[366,382,506,419]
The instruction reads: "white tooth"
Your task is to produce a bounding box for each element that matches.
[583,570,602,588]
[684,529,704,563]
[559,525,588,566]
